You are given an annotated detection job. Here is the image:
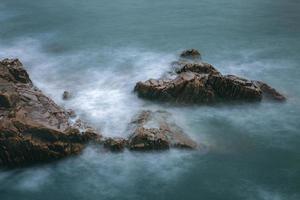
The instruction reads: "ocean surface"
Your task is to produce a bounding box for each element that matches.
[1,0,300,199]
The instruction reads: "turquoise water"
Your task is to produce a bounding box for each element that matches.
[1,0,300,199]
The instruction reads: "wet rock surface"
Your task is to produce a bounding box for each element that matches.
[128,111,198,150]
[135,49,286,104]
[0,59,101,168]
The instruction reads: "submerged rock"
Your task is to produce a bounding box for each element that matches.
[128,111,198,150]
[0,59,101,168]
[62,91,72,100]
[135,50,286,104]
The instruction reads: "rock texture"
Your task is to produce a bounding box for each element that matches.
[128,111,197,150]
[135,50,286,104]
[103,137,128,151]
[0,59,101,168]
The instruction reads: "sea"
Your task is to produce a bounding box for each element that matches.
[0,0,300,199]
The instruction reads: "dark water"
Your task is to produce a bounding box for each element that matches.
[0,0,300,199]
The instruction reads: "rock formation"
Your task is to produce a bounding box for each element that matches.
[134,51,286,104]
[128,110,198,150]
[0,59,101,168]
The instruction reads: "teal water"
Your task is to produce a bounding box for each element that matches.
[1,0,300,199]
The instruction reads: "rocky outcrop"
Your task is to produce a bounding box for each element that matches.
[135,50,286,104]
[255,81,286,101]
[0,59,101,168]
[128,111,198,150]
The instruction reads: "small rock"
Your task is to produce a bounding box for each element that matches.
[180,49,201,60]
[255,81,286,101]
[128,111,198,150]
[62,91,72,100]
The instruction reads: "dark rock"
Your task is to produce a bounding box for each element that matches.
[82,128,102,143]
[0,59,32,84]
[134,52,285,104]
[255,81,286,101]
[0,58,100,168]
[135,72,216,103]
[209,75,263,101]
[180,49,201,60]
[62,91,71,100]
[103,137,127,151]
[128,111,197,150]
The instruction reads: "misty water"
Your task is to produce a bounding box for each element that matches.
[1,0,300,199]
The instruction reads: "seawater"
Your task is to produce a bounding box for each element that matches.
[0,0,300,199]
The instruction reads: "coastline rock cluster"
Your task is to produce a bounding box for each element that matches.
[135,49,285,103]
[0,49,286,168]
[0,58,197,167]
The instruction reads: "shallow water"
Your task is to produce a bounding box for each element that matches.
[1,0,300,199]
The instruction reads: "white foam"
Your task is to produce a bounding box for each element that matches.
[0,39,176,137]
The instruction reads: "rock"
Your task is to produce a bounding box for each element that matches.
[175,62,221,75]
[135,72,216,103]
[62,91,71,100]
[255,81,286,101]
[180,49,201,60]
[209,75,263,101]
[0,91,19,108]
[134,52,285,104]
[82,128,102,143]
[0,58,32,84]
[103,137,128,151]
[66,109,76,118]
[0,58,99,168]
[128,111,198,150]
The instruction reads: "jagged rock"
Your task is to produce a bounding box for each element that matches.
[180,49,201,60]
[0,59,100,168]
[255,81,286,101]
[135,72,216,103]
[0,58,32,85]
[103,137,128,151]
[62,91,71,100]
[128,111,197,150]
[208,75,263,101]
[135,50,286,104]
